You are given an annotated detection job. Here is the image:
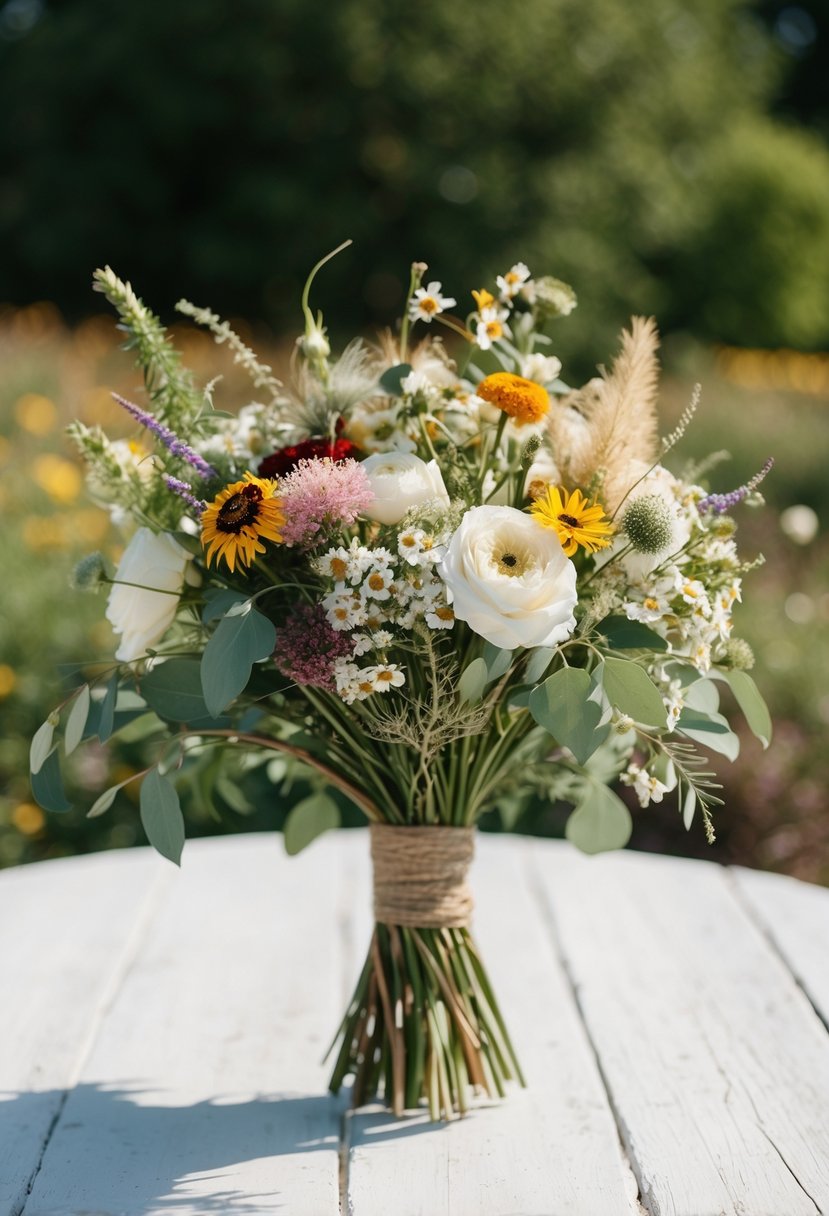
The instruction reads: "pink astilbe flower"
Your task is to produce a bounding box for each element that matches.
[274,603,354,692]
[279,457,374,547]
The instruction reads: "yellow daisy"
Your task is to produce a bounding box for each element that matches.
[529,486,614,557]
[201,473,284,572]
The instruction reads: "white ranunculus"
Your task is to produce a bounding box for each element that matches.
[361,452,450,526]
[439,505,578,650]
[106,528,191,662]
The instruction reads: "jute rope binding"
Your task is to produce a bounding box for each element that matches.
[370,823,475,929]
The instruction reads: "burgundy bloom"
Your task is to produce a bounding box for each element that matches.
[259,434,355,480]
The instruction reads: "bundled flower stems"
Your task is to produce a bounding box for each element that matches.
[35,245,773,1119]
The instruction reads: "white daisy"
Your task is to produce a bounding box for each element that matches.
[408,282,456,324]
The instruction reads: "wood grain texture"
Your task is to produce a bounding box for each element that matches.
[530,846,829,1216]
[0,849,165,1216]
[731,865,829,1028]
[21,835,351,1216]
[345,837,644,1216]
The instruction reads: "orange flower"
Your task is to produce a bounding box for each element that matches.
[477,372,549,425]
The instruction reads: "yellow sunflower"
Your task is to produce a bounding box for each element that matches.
[529,486,614,557]
[477,372,549,425]
[201,473,284,572]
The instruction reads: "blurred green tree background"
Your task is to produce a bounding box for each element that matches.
[1,0,828,363]
[1,0,827,875]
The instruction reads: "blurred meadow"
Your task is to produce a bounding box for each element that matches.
[0,0,827,877]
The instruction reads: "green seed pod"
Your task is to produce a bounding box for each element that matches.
[722,637,755,671]
[622,494,674,555]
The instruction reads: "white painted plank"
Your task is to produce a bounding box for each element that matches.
[24,833,352,1216]
[532,846,829,1216]
[0,849,165,1216]
[346,836,643,1216]
[731,866,829,1027]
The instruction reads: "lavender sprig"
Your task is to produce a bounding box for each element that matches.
[112,392,217,481]
[698,457,774,514]
[164,476,207,515]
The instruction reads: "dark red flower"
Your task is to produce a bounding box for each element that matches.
[258,434,355,479]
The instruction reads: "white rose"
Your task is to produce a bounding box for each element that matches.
[439,506,578,650]
[361,453,450,526]
[106,528,191,662]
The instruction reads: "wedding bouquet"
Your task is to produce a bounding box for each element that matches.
[31,244,772,1120]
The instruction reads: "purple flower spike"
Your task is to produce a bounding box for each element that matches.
[698,457,774,514]
[164,475,207,515]
[112,392,217,481]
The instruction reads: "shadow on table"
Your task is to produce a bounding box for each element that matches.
[0,1082,450,1212]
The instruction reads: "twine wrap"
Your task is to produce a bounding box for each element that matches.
[370,823,475,929]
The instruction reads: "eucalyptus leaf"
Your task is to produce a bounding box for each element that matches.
[599,657,667,728]
[31,748,73,813]
[87,774,136,819]
[215,775,254,815]
[201,604,277,717]
[141,659,213,722]
[595,615,668,651]
[201,589,249,625]
[524,646,556,685]
[683,679,720,714]
[529,667,609,765]
[726,669,772,749]
[139,768,185,865]
[30,718,55,775]
[64,685,91,756]
[378,362,413,395]
[482,642,512,682]
[283,792,341,856]
[677,711,740,760]
[458,657,488,706]
[565,783,632,855]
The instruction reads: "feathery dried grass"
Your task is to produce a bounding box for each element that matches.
[548,316,661,510]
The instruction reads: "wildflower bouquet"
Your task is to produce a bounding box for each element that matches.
[32,245,772,1120]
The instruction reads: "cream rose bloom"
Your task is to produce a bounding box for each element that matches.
[439,506,578,649]
[361,452,450,526]
[106,528,191,662]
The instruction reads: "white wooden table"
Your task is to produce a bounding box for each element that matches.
[2,831,829,1216]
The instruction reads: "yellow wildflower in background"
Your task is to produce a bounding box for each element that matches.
[15,393,58,435]
[201,473,284,572]
[477,372,549,425]
[530,486,614,556]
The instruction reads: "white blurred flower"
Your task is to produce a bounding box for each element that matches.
[474,306,511,351]
[780,504,819,545]
[361,452,450,525]
[439,505,577,649]
[106,528,191,662]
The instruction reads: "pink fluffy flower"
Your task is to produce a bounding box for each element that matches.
[279,457,374,547]
[274,603,354,692]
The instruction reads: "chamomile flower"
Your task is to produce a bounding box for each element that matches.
[474,306,511,351]
[408,282,456,324]
[364,663,406,692]
[361,567,395,601]
[496,263,532,302]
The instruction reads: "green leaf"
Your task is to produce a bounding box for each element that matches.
[31,748,73,813]
[565,783,632,855]
[595,615,668,651]
[171,530,203,556]
[64,685,91,756]
[529,667,609,766]
[87,774,136,819]
[378,362,412,395]
[201,604,277,717]
[482,642,512,682]
[97,672,118,742]
[682,784,697,830]
[141,659,213,722]
[727,669,772,749]
[677,711,740,760]
[139,768,185,865]
[283,792,341,855]
[201,589,249,625]
[215,774,254,814]
[30,718,55,775]
[599,657,667,728]
[683,679,720,714]
[458,657,488,705]
[525,646,556,684]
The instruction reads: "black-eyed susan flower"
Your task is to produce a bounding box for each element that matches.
[200,473,284,572]
[477,372,549,426]
[529,485,614,556]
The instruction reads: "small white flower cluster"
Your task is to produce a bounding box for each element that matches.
[621,761,675,809]
[332,657,406,705]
